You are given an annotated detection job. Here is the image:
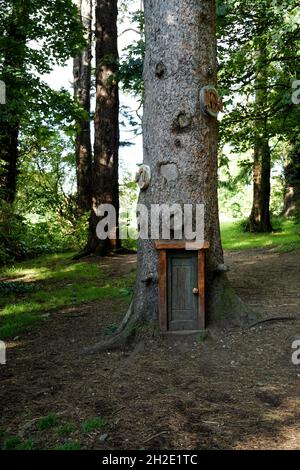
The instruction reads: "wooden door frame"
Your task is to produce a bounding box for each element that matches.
[155,241,209,332]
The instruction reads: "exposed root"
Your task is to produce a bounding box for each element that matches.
[82,301,141,354]
[248,316,297,329]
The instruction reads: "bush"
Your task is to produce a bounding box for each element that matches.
[0,202,88,265]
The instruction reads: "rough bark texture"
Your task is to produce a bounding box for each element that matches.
[73,0,93,216]
[247,43,272,233]
[85,0,120,255]
[87,0,254,352]
[283,140,300,219]
[132,0,253,330]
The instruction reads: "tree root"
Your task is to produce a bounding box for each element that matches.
[72,250,92,261]
[82,301,142,355]
[248,316,297,329]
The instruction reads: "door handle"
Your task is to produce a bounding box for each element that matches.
[193,288,199,295]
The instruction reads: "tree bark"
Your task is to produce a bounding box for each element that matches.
[84,0,255,352]
[283,140,300,219]
[85,0,120,255]
[247,133,273,232]
[246,43,273,233]
[0,4,28,204]
[73,0,93,216]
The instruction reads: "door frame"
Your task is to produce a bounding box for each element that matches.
[155,241,209,332]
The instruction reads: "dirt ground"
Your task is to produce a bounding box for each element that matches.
[0,249,300,450]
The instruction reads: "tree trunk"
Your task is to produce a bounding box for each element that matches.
[0,5,28,204]
[0,125,19,204]
[283,140,300,219]
[84,0,255,352]
[246,43,272,233]
[247,134,273,232]
[73,0,93,216]
[86,0,120,255]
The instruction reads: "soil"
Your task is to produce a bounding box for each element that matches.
[0,249,300,450]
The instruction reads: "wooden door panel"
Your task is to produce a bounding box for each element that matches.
[168,252,198,331]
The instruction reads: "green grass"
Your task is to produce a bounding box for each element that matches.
[221,219,300,252]
[82,417,106,434]
[54,442,81,451]
[37,413,59,431]
[0,253,135,339]
[1,219,299,340]
[2,436,35,450]
[56,423,76,438]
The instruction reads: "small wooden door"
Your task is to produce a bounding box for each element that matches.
[167,252,199,331]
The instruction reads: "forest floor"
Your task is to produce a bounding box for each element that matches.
[0,248,300,450]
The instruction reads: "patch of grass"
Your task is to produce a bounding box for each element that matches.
[82,417,106,434]
[37,413,58,431]
[2,436,22,450]
[221,219,300,252]
[54,442,81,450]
[15,439,35,450]
[0,253,136,339]
[56,423,76,438]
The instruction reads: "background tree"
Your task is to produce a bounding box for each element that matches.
[0,0,84,204]
[73,0,93,216]
[284,138,300,219]
[218,0,300,232]
[84,0,120,255]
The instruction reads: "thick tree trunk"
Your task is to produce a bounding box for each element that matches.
[283,140,300,219]
[84,0,254,353]
[85,0,120,255]
[246,43,272,233]
[133,0,251,329]
[73,0,93,216]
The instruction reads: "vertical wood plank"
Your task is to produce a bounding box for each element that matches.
[198,250,206,329]
[159,250,168,332]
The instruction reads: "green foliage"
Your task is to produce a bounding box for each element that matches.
[218,0,300,152]
[119,10,144,99]
[37,413,59,431]
[0,201,88,265]
[82,417,106,434]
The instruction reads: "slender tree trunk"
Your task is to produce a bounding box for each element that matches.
[73,0,93,215]
[86,0,120,255]
[283,139,300,219]
[247,43,273,233]
[85,0,255,352]
[0,125,19,204]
